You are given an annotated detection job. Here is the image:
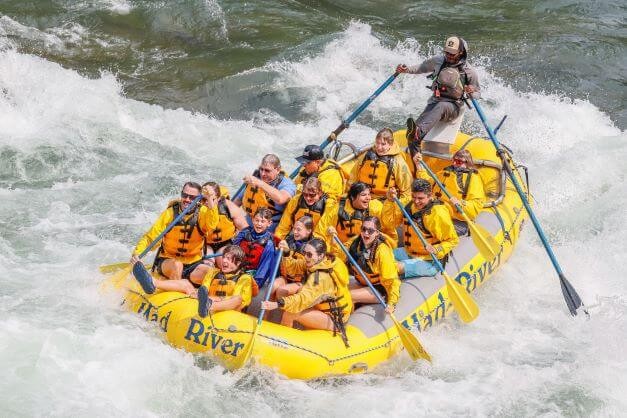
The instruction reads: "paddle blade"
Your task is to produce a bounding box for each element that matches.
[467,218,501,260]
[391,314,431,362]
[101,265,133,291]
[99,262,130,274]
[559,273,584,316]
[236,326,259,368]
[132,262,156,294]
[443,273,480,323]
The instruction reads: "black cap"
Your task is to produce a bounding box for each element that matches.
[296,145,324,164]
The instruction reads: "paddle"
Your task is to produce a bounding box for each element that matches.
[332,235,431,362]
[393,197,480,323]
[100,252,224,274]
[470,98,587,316]
[417,159,500,260]
[129,195,204,294]
[237,249,283,367]
[232,71,400,200]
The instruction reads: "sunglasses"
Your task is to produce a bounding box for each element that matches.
[453,158,467,165]
[181,192,199,200]
[361,227,377,235]
[303,251,317,259]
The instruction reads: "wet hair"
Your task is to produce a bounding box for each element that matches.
[201,181,221,197]
[182,181,202,193]
[294,215,314,232]
[453,149,475,168]
[222,245,245,268]
[362,216,381,232]
[306,238,327,257]
[376,127,394,144]
[348,182,371,201]
[411,178,432,194]
[254,207,273,221]
[303,177,322,194]
[261,154,281,169]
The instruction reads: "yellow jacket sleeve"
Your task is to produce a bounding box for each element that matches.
[200,267,220,287]
[274,195,299,240]
[381,198,408,232]
[133,207,173,256]
[233,274,253,308]
[392,154,413,201]
[318,166,345,201]
[423,205,459,259]
[280,254,307,280]
[281,271,335,313]
[198,204,219,233]
[458,174,485,220]
[312,198,338,244]
[375,244,401,306]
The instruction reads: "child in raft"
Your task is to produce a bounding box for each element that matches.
[196,245,254,317]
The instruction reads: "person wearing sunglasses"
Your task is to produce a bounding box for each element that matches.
[293,144,347,200]
[414,149,486,236]
[274,177,337,242]
[261,238,352,345]
[130,182,219,291]
[383,179,459,278]
[329,216,400,314]
[235,154,296,232]
[396,36,481,156]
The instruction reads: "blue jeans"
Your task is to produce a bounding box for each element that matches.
[393,248,438,278]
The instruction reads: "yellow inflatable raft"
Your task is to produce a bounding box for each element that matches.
[103,129,529,379]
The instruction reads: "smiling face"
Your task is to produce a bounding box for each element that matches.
[374,134,392,156]
[302,243,324,268]
[351,188,371,210]
[411,191,431,210]
[360,219,379,247]
[180,184,200,211]
[302,186,322,206]
[252,214,271,233]
[292,220,312,241]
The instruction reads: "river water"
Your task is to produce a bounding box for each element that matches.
[0,1,625,416]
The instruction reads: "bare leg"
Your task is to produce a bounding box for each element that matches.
[292,309,335,331]
[270,277,287,301]
[275,283,302,299]
[153,278,196,295]
[188,264,211,285]
[160,259,184,280]
[350,286,380,305]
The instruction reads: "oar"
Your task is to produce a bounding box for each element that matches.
[232,71,400,200]
[418,160,500,260]
[332,235,431,362]
[470,98,587,316]
[129,195,204,293]
[100,252,223,275]
[393,197,480,323]
[237,249,283,367]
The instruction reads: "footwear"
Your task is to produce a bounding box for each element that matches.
[197,286,212,318]
[132,262,156,294]
[406,117,417,141]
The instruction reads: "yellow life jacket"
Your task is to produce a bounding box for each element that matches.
[242,170,285,222]
[435,166,476,200]
[207,198,236,244]
[403,199,445,258]
[357,150,396,196]
[310,258,352,321]
[336,197,369,242]
[159,201,205,261]
[207,270,244,298]
[290,194,328,226]
[348,235,386,285]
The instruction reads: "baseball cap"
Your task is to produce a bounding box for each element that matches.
[444,36,461,54]
[296,145,324,164]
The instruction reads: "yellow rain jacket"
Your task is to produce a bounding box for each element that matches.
[349,142,412,200]
[207,198,237,244]
[280,257,353,322]
[336,234,400,307]
[201,267,253,310]
[133,201,218,265]
[275,194,337,241]
[295,159,347,200]
[382,198,458,260]
[323,197,384,244]
[417,166,485,221]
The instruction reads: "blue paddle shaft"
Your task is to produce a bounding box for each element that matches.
[470,98,565,276]
[418,160,465,215]
[257,250,284,326]
[393,197,446,273]
[233,72,399,200]
[333,236,388,308]
[138,194,203,259]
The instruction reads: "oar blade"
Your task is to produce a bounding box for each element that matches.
[100,265,133,291]
[237,326,259,368]
[467,219,501,260]
[443,273,480,323]
[99,262,130,274]
[559,273,584,316]
[132,262,156,294]
[391,315,431,362]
